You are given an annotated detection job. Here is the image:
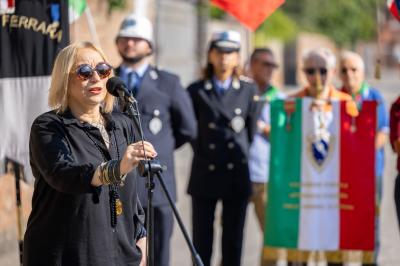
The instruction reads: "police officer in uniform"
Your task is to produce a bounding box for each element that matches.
[114,14,197,266]
[187,31,260,266]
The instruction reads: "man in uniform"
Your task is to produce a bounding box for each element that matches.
[114,14,197,266]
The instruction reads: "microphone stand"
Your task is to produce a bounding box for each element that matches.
[120,95,204,266]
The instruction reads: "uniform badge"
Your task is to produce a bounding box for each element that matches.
[205,80,212,90]
[232,79,240,90]
[150,70,158,80]
[149,109,162,135]
[231,116,245,133]
[234,108,242,115]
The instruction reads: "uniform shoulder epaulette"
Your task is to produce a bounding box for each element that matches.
[239,75,253,83]
[152,65,180,80]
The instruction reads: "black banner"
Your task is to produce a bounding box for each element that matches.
[0,0,69,78]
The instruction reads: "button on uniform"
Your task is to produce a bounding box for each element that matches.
[227,142,234,149]
[209,143,216,150]
[208,164,216,171]
[227,163,234,170]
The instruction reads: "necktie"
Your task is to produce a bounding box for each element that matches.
[214,83,225,96]
[127,71,139,96]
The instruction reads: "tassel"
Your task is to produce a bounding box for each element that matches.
[374,58,381,80]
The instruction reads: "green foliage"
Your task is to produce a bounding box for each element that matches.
[255,9,297,45]
[210,0,383,47]
[210,5,225,19]
[283,0,379,47]
[107,0,126,12]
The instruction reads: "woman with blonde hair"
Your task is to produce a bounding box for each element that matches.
[23,41,156,266]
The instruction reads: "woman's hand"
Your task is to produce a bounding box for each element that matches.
[136,237,147,266]
[120,141,157,175]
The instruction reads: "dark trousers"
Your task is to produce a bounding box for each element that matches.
[143,205,174,266]
[191,196,248,266]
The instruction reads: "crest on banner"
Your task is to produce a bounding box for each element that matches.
[306,102,335,171]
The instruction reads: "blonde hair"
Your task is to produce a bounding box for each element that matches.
[48,41,115,113]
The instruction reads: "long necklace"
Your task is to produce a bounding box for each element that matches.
[83,118,122,228]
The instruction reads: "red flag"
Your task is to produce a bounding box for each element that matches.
[387,0,400,21]
[211,0,285,31]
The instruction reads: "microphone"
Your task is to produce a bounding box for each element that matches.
[106,77,137,103]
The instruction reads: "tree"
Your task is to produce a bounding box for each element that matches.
[284,0,379,47]
[211,0,382,47]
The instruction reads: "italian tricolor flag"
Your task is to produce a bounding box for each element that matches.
[265,98,376,251]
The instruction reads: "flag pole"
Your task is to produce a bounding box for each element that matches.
[245,27,252,62]
[197,0,209,76]
[84,7,101,48]
[375,0,382,80]
[5,158,24,266]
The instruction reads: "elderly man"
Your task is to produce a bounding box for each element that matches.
[339,51,389,266]
[291,48,351,101]
[289,48,355,266]
[339,51,388,196]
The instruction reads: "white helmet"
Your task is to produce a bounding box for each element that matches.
[117,14,153,47]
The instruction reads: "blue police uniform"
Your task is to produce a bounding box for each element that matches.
[187,77,260,266]
[116,64,197,266]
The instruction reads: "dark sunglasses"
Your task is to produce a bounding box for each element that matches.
[75,62,112,81]
[341,67,358,74]
[304,68,327,75]
[260,61,278,68]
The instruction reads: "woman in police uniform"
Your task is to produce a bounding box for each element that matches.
[187,31,259,266]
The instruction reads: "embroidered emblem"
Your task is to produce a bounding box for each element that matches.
[306,102,335,170]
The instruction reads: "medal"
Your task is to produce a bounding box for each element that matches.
[149,117,162,135]
[231,116,245,133]
[149,109,162,135]
[231,108,244,133]
[149,70,158,80]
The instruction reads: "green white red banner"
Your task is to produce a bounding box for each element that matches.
[265,98,376,251]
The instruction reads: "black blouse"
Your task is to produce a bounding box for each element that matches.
[23,109,146,266]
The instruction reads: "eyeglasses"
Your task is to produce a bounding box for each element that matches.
[75,62,112,81]
[260,61,278,68]
[341,67,358,74]
[304,68,328,76]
